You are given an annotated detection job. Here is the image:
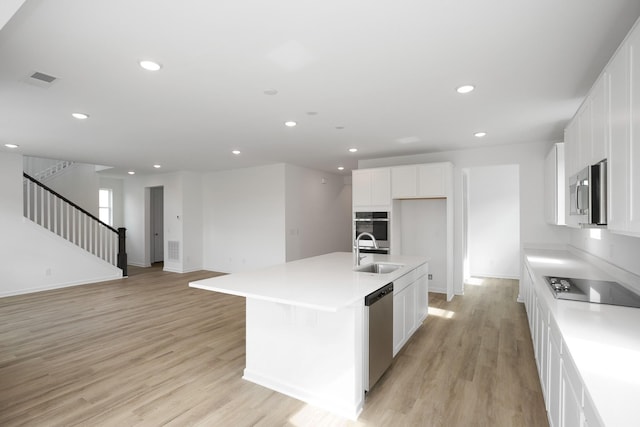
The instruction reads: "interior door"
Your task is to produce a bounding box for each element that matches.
[150,186,164,263]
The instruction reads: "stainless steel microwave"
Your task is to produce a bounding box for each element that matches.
[568,160,607,226]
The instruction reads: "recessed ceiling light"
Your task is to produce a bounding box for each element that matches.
[349,148,358,153]
[232,150,241,155]
[4,143,19,149]
[338,166,344,171]
[128,171,135,175]
[71,112,89,120]
[474,132,487,138]
[139,60,162,71]
[284,121,297,127]
[263,89,278,95]
[456,85,475,94]
[153,164,161,168]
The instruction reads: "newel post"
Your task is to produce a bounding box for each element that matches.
[117,227,128,277]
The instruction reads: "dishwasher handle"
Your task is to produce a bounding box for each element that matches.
[365,283,394,306]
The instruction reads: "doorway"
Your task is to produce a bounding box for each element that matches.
[149,186,164,264]
[463,165,520,287]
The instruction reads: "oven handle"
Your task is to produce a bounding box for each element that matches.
[354,218,389,222]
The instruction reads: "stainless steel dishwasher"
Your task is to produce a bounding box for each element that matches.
[364,282,394,392]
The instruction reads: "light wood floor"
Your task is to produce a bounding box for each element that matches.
[0,270,548,426]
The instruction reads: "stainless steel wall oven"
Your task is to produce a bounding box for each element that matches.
[354,211,390,253]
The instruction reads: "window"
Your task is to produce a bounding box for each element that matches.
[99,188,113,226]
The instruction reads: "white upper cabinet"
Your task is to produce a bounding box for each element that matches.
[590,74,609,165]
[544,143,565,225]
[352,168,391,208]
[606,23,640,235]
[391,162,452,199]
[417,163,447,197]
[564,18,640,235]
[391,165,417,198]
[628,26,640,234]
[608,38,630,233]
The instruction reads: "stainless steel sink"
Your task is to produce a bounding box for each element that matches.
[355,263,403,274]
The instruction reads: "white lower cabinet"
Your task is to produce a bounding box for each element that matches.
[522,261,604,427]
[548,316,562,427]
[535,297,549,402]
[392,263,428,356]
[562,351,584,427]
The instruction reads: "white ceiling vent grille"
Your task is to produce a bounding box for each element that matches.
[168,240,180,262]
[30,72,57,83]
[25,71,58,88]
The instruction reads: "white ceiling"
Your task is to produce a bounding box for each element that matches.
[1,0,640,177]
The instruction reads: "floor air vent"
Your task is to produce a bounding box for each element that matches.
[168,241,180,261]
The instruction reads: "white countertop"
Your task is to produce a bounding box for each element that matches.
[524,248,640,427]
[189,252,428,312]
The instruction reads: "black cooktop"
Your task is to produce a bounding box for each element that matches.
[543,276,640,309]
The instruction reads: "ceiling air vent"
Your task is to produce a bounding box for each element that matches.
[24,71,59,88]
[30,72,57,83]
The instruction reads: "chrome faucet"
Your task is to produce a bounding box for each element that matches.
[355,232,378,266]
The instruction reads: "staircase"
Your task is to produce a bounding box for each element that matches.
[22,172,127,275]
[33,160,74,182]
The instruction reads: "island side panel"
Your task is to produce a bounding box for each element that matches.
[243,297,365,420]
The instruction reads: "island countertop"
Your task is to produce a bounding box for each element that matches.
[189,252,428,312]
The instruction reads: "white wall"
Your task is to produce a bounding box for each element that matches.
[0,152,121,297]
[360,141,570,295]
[570,229,640,277]
[181,172,203,273]
[24,157,100,217]
[468,165,520,279]
[99,176,124,228]
[202,164,286,273]
[284,164,352,261]
[123,172,199,273]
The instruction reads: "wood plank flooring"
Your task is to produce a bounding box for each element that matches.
[0,270,548,426]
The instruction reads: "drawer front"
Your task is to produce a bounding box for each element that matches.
[393,269,416,293]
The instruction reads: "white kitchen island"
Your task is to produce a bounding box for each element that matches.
[189,252,428,419]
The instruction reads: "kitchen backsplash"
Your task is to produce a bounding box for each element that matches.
[570,228,640,277]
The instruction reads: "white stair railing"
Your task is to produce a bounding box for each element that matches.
[33,160,74,182]
[23,172,127,274]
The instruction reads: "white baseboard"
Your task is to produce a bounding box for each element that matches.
[0,273,123,298]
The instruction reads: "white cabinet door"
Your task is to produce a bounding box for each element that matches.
[562,365,584,427]
[577,102,592,171]
[544,143,566,225]
[548,319,562,427]
[562,351,585,427]
[352,169,391,208]
[536,300,549,401]
[392,287,405,356]
[391,165,417,198]
[417,164,446,197]
[404,282,417,337]
[352,170,372,207]
[416,273,428,322]
[628,27,640,233]
[608,42,630,233]
[590,74,609,164]
[371,169,391,206]
[565,121,579,177]
[391,163,451,199]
